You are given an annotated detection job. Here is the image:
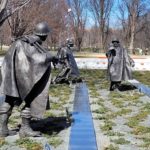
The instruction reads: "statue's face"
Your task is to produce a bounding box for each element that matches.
[69,43,74,47]
[39,35,48,41]
[113,41,119,47]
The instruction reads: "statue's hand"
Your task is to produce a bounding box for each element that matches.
[131,62,135,67]
[51,56,59,69]
[52,56,59,64]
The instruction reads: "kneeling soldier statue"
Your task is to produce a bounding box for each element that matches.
[53,39,82,84]
[0,22,54,137]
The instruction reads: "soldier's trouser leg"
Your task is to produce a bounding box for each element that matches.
[19,107,41,138]
[110,82,115,91]
[0,102,14,137]
[116,81,121,89]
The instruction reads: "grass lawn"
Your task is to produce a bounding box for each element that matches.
[1,69,150,150]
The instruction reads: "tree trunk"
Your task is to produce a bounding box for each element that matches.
[129,28,135,54]
[129,13,136,54]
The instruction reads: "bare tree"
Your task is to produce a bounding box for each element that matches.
[118,0,149,52]
[0,0,9,26]
[67,0,87,51]
[7,10,28,40]
[44,0,67,49]
[26,0,67,49]
[144,13,150,48]
[88,0,114,51]
[82,25,100,50]
[0,0,31,26]
[7,0,41,40]
[0,0,67,46]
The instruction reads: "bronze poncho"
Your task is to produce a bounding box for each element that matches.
[58,46,80,78]
[0,35,52,118]
[106,46,134,82]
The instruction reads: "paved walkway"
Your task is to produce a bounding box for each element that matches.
[69,83,97,150]
[1,55,150,70]
[129,79,150,97]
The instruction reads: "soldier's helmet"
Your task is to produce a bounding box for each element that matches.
[34,22,50,36]
[112,38,119,43]
[66,38,74,47]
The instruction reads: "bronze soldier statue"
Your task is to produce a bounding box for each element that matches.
[0,22,55,137]
[106,38,135,91]
[53,39,81,84]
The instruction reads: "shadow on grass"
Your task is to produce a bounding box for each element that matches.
[30,116,70,136]
[119,84,137,91]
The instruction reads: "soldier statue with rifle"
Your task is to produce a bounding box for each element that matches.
[53,39,82,84]
[0,22,57,138]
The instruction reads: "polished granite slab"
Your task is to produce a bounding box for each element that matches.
[69,83,98,150]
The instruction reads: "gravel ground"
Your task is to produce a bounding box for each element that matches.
[0,83,75,150]
[1,70,150,150]
[86,70,150,150]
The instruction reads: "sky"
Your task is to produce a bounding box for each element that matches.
[66,0,118,28]
[84,0,120,28]
[85,0,150,29]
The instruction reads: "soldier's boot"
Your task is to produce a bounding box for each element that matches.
[110,82,121,91]
[110,82,115,91]
[0,102,16,137]
[115,82,121,91]
[19,107,41,138]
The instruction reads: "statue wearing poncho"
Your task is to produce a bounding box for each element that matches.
[0,22,53,138]
[106,38,134,91]
[53,39,81,84]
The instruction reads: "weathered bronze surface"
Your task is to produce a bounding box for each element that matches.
[0,22,52,137]
[54,39,81,84]
[106,39,134,90]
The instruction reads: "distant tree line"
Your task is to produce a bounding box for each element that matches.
[0,0,150,53]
